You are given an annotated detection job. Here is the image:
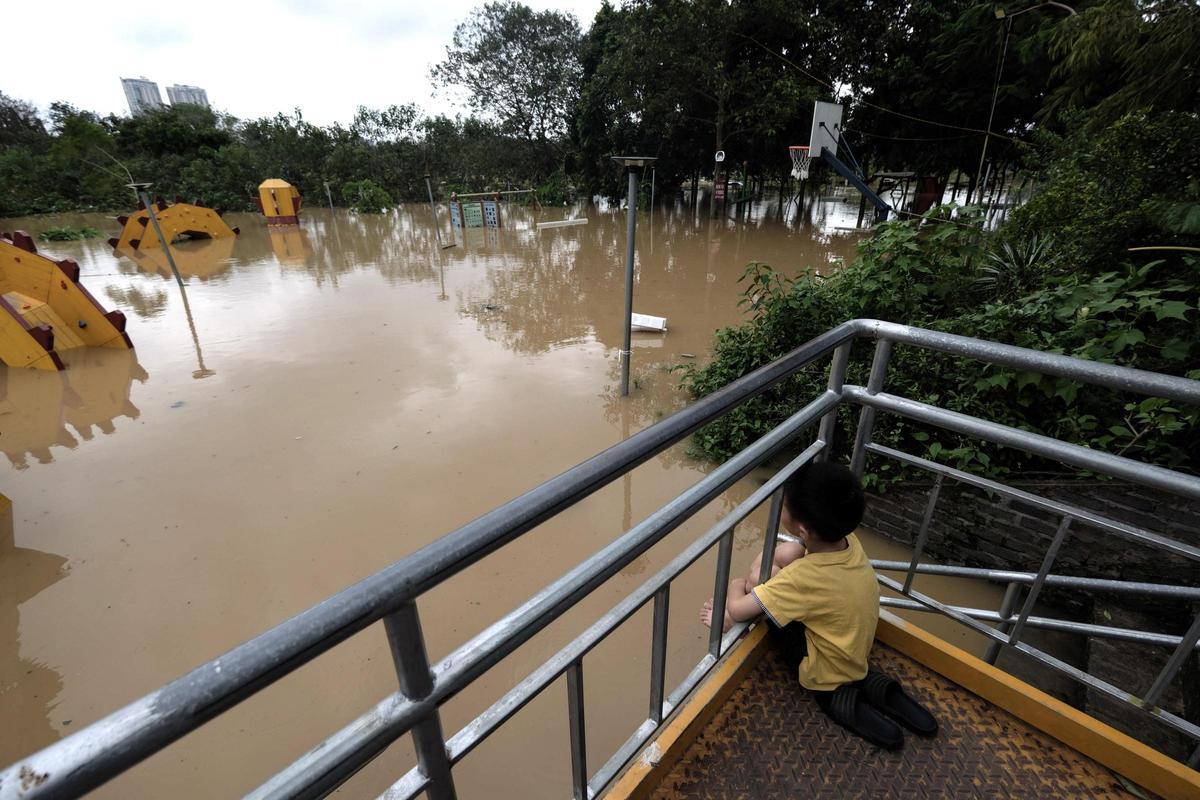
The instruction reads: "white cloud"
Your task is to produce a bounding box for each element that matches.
[1,0,602,126]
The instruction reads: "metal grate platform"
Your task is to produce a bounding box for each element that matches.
[650,641,1143,799]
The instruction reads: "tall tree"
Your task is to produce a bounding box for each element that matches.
[1045,0,1200,126]
[0,92,48,151]
[431,1,582,176]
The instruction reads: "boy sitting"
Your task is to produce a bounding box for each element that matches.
[700,460,905,748]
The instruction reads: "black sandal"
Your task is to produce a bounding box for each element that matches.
[815,684,904,750]
[858,669,938,737]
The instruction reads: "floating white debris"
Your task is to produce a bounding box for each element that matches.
[537,218,589,229]
[631,313,667,332]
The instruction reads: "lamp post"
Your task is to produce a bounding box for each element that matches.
[973,3,1077,204]
[611,156,657,397]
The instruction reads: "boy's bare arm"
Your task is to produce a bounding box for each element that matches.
[724,577,765,623]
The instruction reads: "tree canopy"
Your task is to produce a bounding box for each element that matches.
[1,0,1198,215]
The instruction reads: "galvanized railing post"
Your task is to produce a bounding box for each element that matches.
[1142,611,1200,709]
[903,474,944,594]
[708,531,735,657]
[850,338,893,477]
[757,490,786,586]
[566,660,588,800]
[985,581,1023,665]
[383,602,456,800]
[1004,517,1072,651]
[648,587,670,724]
[817,343,851,459]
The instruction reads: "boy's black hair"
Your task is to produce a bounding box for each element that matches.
[782,461,865,542]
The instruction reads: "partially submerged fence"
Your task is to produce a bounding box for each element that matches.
[3,319,1198,799]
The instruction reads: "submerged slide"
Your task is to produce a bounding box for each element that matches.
[0,232,134,371]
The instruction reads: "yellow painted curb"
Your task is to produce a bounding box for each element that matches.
[876,610,1200,800]
[606,624,770,800]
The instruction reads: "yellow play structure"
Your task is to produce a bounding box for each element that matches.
[255,179,302,224]
[0,232,134,371]
[107,197,239,251]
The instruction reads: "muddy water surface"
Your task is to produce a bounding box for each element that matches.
[1,198,982,797]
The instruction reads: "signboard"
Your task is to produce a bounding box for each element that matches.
[714,180,726,201]
[463,202,484,228]
[714,150,725,163]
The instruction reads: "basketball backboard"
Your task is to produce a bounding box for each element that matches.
[809,101,844,159]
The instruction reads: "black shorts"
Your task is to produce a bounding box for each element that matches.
[770,620,809,670]
[770,621,834,705]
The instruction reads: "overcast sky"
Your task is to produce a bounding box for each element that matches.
[2,0,604,126]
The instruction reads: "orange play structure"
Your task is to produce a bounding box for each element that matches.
[0,232,134,371]
[107,197,239,251]
[254,179,302,224]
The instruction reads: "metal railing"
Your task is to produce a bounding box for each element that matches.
[2,319,1199,799]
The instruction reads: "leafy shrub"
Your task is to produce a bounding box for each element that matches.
[681,206,987,462]
[1003,111,1200,274]
[341,179,393,213]
[39,225,101,241]
[681,212,1198,483]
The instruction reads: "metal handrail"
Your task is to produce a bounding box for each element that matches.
[4,318,1199,798]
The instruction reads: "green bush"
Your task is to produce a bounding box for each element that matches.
[38,225,101,241]
[681,211,1198,483]
[1003,111,1200,274]
[341,179,393,213]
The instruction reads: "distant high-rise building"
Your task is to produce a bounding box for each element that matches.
[166,84,210,108]
[121,77,163,116]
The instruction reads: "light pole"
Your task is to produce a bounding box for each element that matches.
[973,3,1077,204]
[611,156,657,397]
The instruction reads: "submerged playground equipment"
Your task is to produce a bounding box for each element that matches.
[254,179,302,225]
[107,198,239,251]
[449,189,540,229]
[790,100,893,222]
[0,232,133,371]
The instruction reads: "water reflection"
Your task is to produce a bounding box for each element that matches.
[0,496,68,762]
[105,284,168,319]
[451,200,859,359]
[115,238,236,282]
[268,225,314,266]
[0,349,148,469]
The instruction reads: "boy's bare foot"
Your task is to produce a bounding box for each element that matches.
[699,598,734,633]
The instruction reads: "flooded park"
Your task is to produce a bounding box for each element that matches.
[4,0,1198,795]
[0,193,1023,797]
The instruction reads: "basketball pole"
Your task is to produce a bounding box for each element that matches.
[611,156,656,398]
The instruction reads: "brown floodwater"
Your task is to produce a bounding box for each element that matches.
[1,196,1002,798]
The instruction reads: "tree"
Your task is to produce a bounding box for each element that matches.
[1045,0,1200,127]
[0,92,47,151]
[431,1,582,176]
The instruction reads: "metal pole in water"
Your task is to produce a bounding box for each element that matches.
[424,175,444,248]
[650,167,656,218]
[324,181,334,211]
[622,168,638,397]
[611,156,655,397]
[128,183,213,378]
[130,184,185,293]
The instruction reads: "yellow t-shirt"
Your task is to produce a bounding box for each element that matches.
[751,533,879,691]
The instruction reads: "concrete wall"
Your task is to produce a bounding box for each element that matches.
[863,480,1200,761]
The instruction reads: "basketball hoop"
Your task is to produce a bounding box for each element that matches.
[789,145,812,180]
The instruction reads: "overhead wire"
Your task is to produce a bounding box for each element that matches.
[735,32,1027,145]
